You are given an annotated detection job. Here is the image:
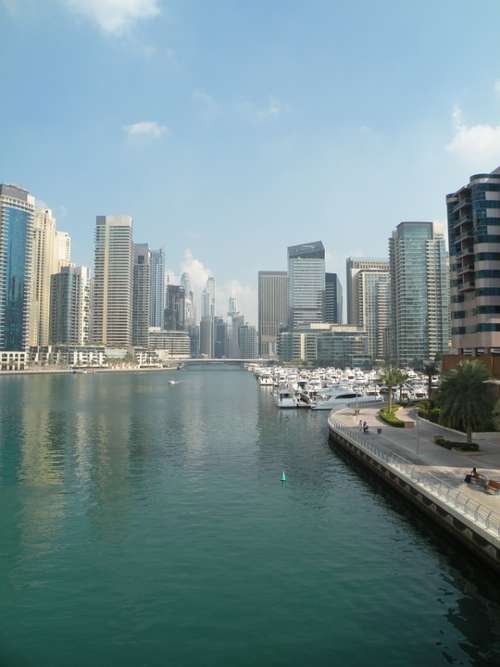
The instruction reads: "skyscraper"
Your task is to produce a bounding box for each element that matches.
[325,273,343,324]
[55,230,71,271]
[201,277,216,320]
[389,222,449,367]
[49,265,89,345]
[214,316,227,358]
[0,184,35,351]
[258,271,288,357]
[354,269,390,362]
[132,243,150,348]
[199,317,214,357]
[149,249,165,328]
[287,241,325,329]
[164,285,186,331]
[29,207,57,347]
[239,324,258,359]
[447,167,500,359]
[181,272,194,327]
[345,257,389,325]
[92,215,133,348]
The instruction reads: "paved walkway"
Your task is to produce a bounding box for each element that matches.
[334,405,500,516]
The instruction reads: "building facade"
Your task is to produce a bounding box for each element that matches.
[258,270,288,357]
[389,222,449,367]
[214,317,227,358]
[164,285,186,331]
[239,324,258,359]
[325,272,343,324]
[287,241,325,329]
[49,265,89,346]
[148,328,191,358]
[345,257,389,325]
[0,184,35,351]
[199,317,214,357]
[354,268,390,362]
[447,167,500,357]
[92,215,133,348]
[315,324,370,368]
[132,243,151,348]
[149,248,165,328]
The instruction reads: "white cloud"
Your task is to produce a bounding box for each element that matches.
[123,121,170,139]
[446,105,500,165]
[64,0,160,34]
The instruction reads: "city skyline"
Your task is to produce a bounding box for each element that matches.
[3,2,500,324]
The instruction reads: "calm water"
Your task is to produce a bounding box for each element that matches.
[1,367,500,667]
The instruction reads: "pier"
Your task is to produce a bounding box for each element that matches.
[328,406,500,574]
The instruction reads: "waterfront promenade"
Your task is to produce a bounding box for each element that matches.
[329,405,500,571]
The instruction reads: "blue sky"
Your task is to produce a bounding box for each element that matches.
[2,0,500,323]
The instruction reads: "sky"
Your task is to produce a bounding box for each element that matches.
[2,0,500,324]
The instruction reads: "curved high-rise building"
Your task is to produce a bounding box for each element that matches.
[0,184,35,351]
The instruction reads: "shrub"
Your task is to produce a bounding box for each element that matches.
[379,407,405,428]
[433,435,479,452]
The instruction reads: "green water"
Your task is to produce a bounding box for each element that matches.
[1,367,500,666]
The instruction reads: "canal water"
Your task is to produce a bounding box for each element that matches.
[1,366,500,666]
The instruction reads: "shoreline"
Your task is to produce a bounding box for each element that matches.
[0,366,180,376]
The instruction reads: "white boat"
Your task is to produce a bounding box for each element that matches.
[274,387,297,408]
[311,389,364,410]
[258,374,274,387]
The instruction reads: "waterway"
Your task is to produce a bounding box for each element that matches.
[1,366,500,666]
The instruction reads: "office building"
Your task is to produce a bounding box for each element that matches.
[315,324,370,368]
[258,271,288,357]
[0,184,35,351]
[287,241,325,329]
[389,222,449,367]
[228,312,244,357]
[199,317,214,357]
[447,167,500,361]
[346,257,389,325]
[239,324,258,359]
[149,249,165,328]
[202,276,216,319]
[29,207,57,347]
[214,317,227,358]
[55,231,71,270]
[132,244,151,348]
[148,328,191,358]
[49,266,83,345]
[164,285,185,331]
[353,267,390,362]
[181,272,194,327]
[92,215,133,348]
[278,330,318,364]
[325,272,343,324]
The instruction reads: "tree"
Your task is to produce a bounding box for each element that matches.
[379,366,408,412]
[438,360,492,443]
[422,359,439,405]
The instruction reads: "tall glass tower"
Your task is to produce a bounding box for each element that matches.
[149,249,165,328]
[389,222,449,367]
[287,241,325,329]
[0,184,35,350]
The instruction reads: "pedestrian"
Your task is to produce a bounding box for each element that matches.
[359,419,363,431]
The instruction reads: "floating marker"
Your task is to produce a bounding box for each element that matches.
[281,471,287,483]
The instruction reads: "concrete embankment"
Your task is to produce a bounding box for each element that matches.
[328,408,500,574]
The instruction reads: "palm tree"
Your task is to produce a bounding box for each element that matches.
[422,359,438,405]
[379,366,408,412]
[439,360,492,443]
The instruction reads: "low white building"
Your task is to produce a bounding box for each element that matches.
[0,351,27,371]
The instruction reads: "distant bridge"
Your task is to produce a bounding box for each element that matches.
[182,358,272,366]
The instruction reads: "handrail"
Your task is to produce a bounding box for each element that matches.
[329,420,500,541]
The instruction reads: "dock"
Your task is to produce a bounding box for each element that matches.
[328,406,500,573]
